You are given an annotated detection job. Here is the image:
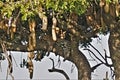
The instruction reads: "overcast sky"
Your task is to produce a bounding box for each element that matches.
[0,33,113,80]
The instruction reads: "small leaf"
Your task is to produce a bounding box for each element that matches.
[22,13,28,21]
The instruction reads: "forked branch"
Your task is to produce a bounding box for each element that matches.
[48,58,70,80]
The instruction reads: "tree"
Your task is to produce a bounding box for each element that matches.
[0,0,119,80]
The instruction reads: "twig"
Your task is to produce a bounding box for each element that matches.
[110,67,115,80]
[84,48,113,67]
[104,49,113,67]
[84,48,106,72]
[91,63,102,72]
[49,58,55,68]
[1,42,14,80]
[55,56,61,68]
[14,11,20,24]
[49,58,70,80]
[94,0,98,5]
[88,49,98,63]
[84,48,114,78]
[103,71,109,80]
[6,65,14,80]
[84,48,105,64]
[89,43,105,60]
[71,64,75,73]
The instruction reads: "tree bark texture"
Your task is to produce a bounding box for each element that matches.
[70,40,91,80]
[109,23,120,80]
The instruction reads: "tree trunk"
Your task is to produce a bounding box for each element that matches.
[69,40,91,80]
[109,24,120,80]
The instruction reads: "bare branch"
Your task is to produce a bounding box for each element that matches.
[104,49,113,67]
[91,63,102,72]
[88,49,98,63]
[84,48,105,72]
[49,58,55,68]
[55,56,61,68]
[84,48,105,64]
[1,42,14,80]
[71,64,75,73]
[49,58,70,80]
[103,71,109,80]
[89,43,105,60]
[84,48,113,66]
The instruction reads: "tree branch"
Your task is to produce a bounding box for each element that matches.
[48,58,70,80]
[89,43,105,60]
[1,42,14,80]
[91,63,102,72]
[84,48,105,64]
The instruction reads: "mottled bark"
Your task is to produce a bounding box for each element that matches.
[109,24,120,80]
[70,40,91,80]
